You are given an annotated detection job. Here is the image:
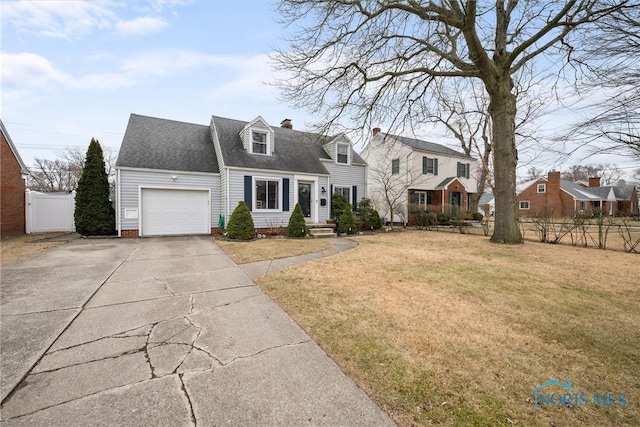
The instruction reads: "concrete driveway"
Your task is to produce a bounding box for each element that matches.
[0,236,394,426]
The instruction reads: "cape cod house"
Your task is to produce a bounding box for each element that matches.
[115,114,366,237]
[360,128,479,225]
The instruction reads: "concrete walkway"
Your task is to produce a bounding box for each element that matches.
[0,236,394,426]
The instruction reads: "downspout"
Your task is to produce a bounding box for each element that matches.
[226,167,230,222]
[116,168,121,237]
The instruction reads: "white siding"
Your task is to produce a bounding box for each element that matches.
[118,168,221,233]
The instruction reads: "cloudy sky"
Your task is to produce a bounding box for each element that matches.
[2,0,302,166]
[2,1,636,179]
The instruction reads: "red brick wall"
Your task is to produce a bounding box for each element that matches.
[1,135,26,237]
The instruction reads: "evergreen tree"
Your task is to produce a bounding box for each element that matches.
[357,198,382,230]
[74,138,115,236]
[338,204,357,235]
[287,203,308,237]
[226,201,256,240]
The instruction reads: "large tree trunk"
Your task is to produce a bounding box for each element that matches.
[487,79,523,244]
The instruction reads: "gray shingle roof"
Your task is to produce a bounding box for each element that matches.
[212,116,365,174]
[116,114,219,173]
[380,133,474,159]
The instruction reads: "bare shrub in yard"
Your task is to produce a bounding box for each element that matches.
[589,209,615,250]
[530,208,576,244]
[618,218,640,253]
[569,215,589,247]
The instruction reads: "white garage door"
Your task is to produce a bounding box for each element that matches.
[141,189,209,236]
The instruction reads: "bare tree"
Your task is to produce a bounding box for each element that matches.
[561,163,624,185]
[569,6,640,158]
[28,147,117,192]
[274,1,635,244]
[520,166,544,183]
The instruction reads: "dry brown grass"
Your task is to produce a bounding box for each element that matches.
[215,238,332,264]
[1,233,68,267]
[256,230,639,426]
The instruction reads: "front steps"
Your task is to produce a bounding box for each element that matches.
[307,223,337,238]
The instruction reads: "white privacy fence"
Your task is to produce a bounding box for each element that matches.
[25,190,75,234]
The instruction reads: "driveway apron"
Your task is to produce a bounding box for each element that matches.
[1,236,394,426]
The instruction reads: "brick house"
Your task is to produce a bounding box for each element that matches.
[517,171,639,217]
[1,119,29,237]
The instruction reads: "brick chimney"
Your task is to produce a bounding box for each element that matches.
[281,119,292,129]
[588,176,601,187]
[372,127,381,136]
[546,171,563,216]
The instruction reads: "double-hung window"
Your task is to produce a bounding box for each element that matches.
[457,162,470,179]
[391,158,400,175]
[252,131,268,154]
[422,157,438,175]
[519,201,530,210]
[334,186,350,203]
[255,179,279,210]
[537,184,546,193]
[336,143,349,164]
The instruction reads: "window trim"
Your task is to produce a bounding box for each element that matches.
[254,177,282,212]
[391,158,400,175]
[250,130,270,156]
[519,200,530,210]
[537,183,546,193]
[334,186,351,204]
[336,143,350,165]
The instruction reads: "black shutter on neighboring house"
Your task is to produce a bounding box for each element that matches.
[434,158,439,175]
[282,178,290,211]
[352,186,358,206]
[244,175,252,211]
[330,184,334,196]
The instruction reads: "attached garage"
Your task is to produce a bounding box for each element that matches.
[141,188,210,236]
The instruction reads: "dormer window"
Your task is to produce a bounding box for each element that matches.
[336,143,349,164]
[252,131,268,154]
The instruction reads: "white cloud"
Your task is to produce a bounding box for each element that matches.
[2,1,116,40]
[1,52,71,87]
[116,16,168,36]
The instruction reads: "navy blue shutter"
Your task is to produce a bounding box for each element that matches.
[434,158,439,175]
[282,178,290,211]
[466,163,470,179]
[352,186,357,206]
[244,176,252,211]
[422,157,427,174]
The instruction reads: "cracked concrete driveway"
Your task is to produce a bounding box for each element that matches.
[1,236,394,426]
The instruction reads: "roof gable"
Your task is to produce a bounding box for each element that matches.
[116,114,219,173]
[0,119,28,173]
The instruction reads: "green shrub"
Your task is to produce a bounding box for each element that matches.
[226,201,256,240]
[74,138,115,236]
[471,212,484,221]
[338,204,357,235]
[287,203,308,237]
[437,212,451,224]
[357,198,382,230]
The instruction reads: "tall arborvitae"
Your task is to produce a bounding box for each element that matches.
[74,138,115,236]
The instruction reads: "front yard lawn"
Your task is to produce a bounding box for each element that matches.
[256,231,639,426]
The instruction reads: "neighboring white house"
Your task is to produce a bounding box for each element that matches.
[360,128,479,225]
[115,114,367,237]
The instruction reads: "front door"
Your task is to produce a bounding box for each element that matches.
[450,191,462,216]
[298,182,312,218]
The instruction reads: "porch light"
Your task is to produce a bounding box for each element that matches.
[321,186,326,194]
